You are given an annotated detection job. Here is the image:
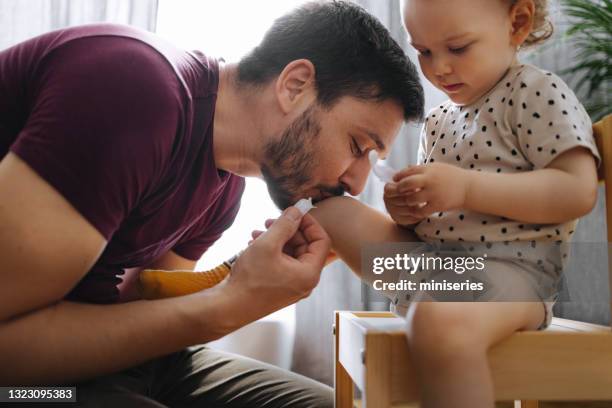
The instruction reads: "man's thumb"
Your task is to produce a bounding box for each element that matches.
[262,207,303,246]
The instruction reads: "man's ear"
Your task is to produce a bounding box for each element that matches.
[275,59,317,114]
[509,0,535,48]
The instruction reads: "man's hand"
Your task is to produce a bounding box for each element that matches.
[222,207,331,323]
[251,218,337,265]
[383,162,470,225]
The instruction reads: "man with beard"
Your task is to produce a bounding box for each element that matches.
[0,1,423,406]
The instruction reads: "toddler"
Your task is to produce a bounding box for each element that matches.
[310,0,600,407]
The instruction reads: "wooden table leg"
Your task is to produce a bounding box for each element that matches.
[335,312,355,408]
[364,333,392,408]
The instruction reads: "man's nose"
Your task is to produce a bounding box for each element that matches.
[340,158,372,196]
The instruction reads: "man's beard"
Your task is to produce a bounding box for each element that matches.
[261,105,345,210]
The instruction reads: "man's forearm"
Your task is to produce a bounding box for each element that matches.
[463,168,596,224]
[0,288,235,385]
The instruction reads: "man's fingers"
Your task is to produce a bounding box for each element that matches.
[259,207,304,251]
[294,214,331,266]
[282,230,309,257]
[297,214,328,243]
[251,230,264,239]
[296,238,330,268]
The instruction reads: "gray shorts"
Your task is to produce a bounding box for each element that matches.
[372,256,559,331]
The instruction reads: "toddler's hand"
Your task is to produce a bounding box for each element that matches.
[384,162,470,224]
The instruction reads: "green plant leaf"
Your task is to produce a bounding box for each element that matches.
[561,0,611,120]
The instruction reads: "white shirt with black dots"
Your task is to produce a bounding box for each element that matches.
[414,63,600,250]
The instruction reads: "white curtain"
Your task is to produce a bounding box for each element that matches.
[0,0,158,50]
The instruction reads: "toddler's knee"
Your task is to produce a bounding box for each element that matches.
[406,303,485,364]
[312,195,360,214]
[309,195,370,237]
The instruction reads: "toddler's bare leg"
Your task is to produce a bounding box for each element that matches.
[309,196,419,278]
[311,198,546,407]
[406,301,545,408]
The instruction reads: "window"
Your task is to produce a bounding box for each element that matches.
[156,1,308,322]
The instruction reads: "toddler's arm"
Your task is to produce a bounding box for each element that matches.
[387,147,597,225]
[463,147,597,223]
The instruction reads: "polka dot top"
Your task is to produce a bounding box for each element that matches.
[414,64,600,245]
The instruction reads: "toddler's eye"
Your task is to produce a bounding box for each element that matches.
[449,45,469,54]
[418,49,431,57]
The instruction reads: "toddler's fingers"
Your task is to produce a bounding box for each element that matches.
[404,191,428,206]
[393,212,423,226]
[387,197,428,216]
[384,182,400,196]
[404,204,430,219]
[386,195,415,208]
[393,206,423,218]
[385,202,421,224]
[392,165,423,182]
[397,175,425,194]
[398,216,423,226]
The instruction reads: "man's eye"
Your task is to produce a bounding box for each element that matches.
[449,45,469,54]
[351,138,364,157]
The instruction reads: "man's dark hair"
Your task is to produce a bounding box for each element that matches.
[237,0,424,122]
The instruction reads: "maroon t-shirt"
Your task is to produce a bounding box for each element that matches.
[0,24,245,303]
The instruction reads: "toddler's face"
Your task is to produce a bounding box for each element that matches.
[403,0,518,106]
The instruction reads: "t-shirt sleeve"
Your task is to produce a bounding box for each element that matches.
[9,37,181,240]
[172,177,245,261]
[510,69,600,170]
